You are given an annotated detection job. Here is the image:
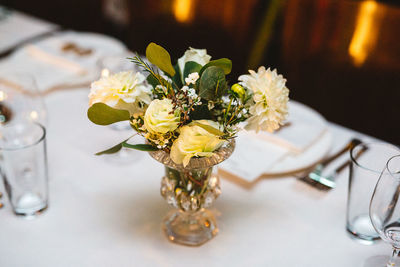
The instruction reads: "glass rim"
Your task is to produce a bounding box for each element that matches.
[149,138,235,170]
[386,154,400,178]
[0,121,46,151]
[350,141,400,174]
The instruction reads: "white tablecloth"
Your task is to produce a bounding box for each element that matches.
[0,89,389,267]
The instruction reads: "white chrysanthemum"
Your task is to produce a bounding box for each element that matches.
[239,66,289,133]
[89,71,152,108]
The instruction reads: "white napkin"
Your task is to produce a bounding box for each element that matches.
[219,101,329,181]
[0,31,126,91]
[247,101,327,154]
[219,132,290,180]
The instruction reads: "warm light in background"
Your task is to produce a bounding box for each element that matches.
[173,0,194,23]
[348,1,380,67]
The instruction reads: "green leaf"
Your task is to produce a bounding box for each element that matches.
[146,74,159,88]
[171,63,183,88]
[199,58,232,76]
[190,104,213,120]
[122,142,159,151]
[191,121,224,136]
[183,61,202,81]
[88,103,130,125]
[146,42,176,77]
[95,142,123,155]
[198,66,228,101]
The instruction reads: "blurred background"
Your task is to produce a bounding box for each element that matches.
[3,0,400,145]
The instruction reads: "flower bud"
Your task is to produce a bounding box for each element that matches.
[231,83,245,98]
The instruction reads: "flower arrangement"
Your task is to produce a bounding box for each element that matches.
[88,43,289,167]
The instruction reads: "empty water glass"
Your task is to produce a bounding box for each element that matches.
[0,121,48,217]
[346,142,400,244]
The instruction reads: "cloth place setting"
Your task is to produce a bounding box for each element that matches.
[219,101,332,181]
[0,31,126,92]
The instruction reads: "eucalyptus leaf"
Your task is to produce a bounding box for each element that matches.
[198,66,228,101]
[95,142,123,155]
[146,42,176,77]
[122,142,159,151]
[183,61,202,81]
[191,121,224,136]
[88,103,130,125]
[171,63,183,88]
[199,58,232,76]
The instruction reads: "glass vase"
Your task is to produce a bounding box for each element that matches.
[149,139,235,246]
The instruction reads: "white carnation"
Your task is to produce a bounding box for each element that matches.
[89,71,152,108]
[239,66,289,133]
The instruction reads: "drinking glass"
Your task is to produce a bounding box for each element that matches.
[347,142,400,244]
[370,155,400,266]
[0,121,48,217]
[0,73,47,126]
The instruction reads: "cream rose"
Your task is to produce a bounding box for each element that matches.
[170,120,226,167]
[144,99,180,134]
[178,47,211,78]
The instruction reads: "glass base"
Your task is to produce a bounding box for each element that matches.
[163,208,218,246]
[364,255,400,267]
[346,227,380,245]
[14,204,48,219]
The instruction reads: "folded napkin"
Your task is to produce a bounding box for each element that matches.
[246,101,327,154]
[219,132,290,180]
[219,101,330,181]
[0,31,126,92]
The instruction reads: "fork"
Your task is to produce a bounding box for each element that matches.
[298,138,362,190]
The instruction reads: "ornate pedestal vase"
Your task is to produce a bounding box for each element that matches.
[149,140,235,246]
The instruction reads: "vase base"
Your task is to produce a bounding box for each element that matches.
[162,209,218,246]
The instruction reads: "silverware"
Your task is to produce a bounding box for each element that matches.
[299,138,363,190]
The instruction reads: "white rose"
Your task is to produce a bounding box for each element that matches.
[170,120,226,167]
[89,71,152,114]
[144,99,180,134]
[178,48,211,78]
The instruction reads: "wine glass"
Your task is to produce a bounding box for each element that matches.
[0,73,47,126]
[370,155,400,267]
